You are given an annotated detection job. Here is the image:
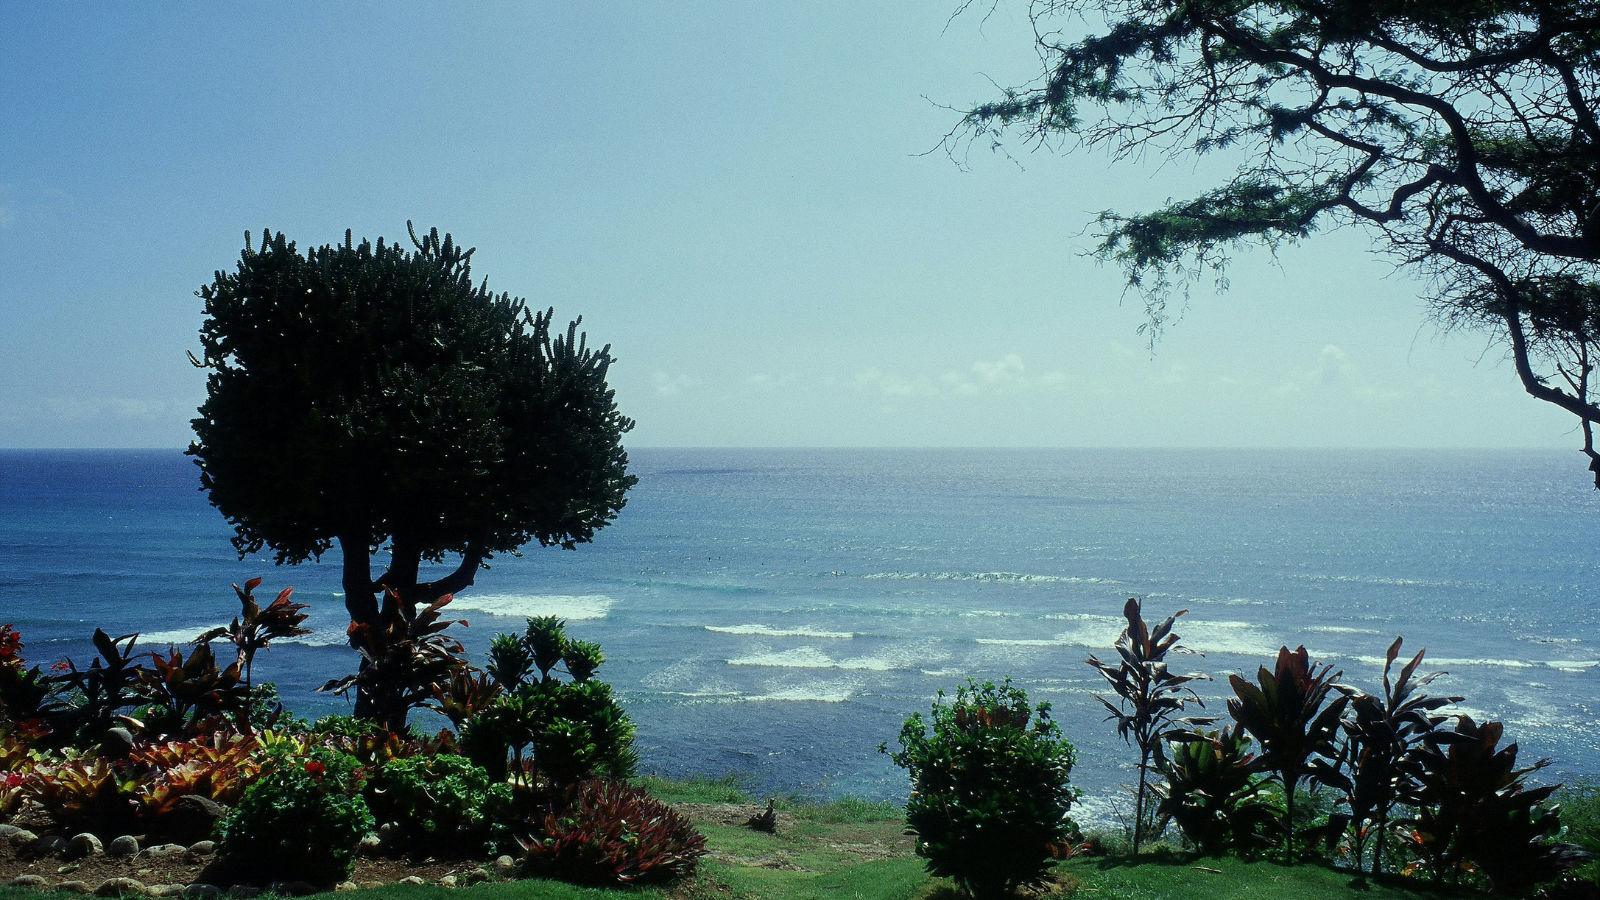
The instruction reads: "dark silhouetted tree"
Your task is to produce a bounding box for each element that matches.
[190,224,635,725]
[951,0,1600,481]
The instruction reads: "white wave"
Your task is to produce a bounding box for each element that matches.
[133,627,212,646]
[1352,654,1534,669]
[745,681,856,703]
[729,647,836,669]
[960,609,1021,618]
[1304,625,1381,635]
[863,571,1115,585]
[1544,660,1599,672]
[134,626,346,650]
[448,593,614,620]
[706,624,853,639]
[726,645,921,672]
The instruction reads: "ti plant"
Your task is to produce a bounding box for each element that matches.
[196,578,311,688]
[1337,637,1457,876]
[1086,597,1212,853]
[52,629,146,744]
[1159,726,1276,856]
[317,590,471,732]
[1405,716,1589,894]
[1227,645,1349,863]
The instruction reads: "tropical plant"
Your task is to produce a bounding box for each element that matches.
[1406,716,1588,894]
[51,629,145,744]
[364,753,512,854]
[196,578,311,688]
[518,778,706,886]
[0,625,63,735]
[189,223,636,723]
[215,749,375,885]
[881,678,1079,898]
[132,643,251,739]
[1086,596,1212,852]
[316,590,472,732]
[1159,726,1276,856]
[24,755,139,835]
[461,619,636,788]
[427,667,502,730]
[1227,645,1349,862]
[1336,637,1458,876]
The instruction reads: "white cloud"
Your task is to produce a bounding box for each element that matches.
[856,355,1069,399]
[652,372,702,397]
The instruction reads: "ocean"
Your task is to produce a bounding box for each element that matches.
[3,447,1598,822]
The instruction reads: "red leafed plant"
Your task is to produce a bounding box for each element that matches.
[518,778,706,885]
[197,579,311,689]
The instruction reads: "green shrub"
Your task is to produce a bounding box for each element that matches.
[518,778,706,886]
[1406,716,1587,894]
[460,619,637,788]
[881,678,1079,898]
[365,753,512,854]
[216,749,375,884]
[1556,778,1600,885]
[1159,726,1275,856]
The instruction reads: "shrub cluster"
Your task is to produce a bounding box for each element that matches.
[0,587,701,891]
[1084,601,1593,896]
[882,678,1079,898]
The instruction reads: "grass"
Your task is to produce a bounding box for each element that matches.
[3,777,1595,899]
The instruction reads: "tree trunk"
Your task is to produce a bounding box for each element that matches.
[337,533,380,720]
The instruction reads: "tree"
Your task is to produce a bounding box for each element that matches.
[190,224,636,725]
[951,0,1600,481]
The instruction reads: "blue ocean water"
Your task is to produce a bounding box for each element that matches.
[3,448,1598,820]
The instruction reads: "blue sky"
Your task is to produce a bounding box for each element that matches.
[0,3,1581,450]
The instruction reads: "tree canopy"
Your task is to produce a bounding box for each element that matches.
[190,224,635,720]
[953,0,1600,479]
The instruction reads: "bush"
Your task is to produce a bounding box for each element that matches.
[881,678,1079,898]
[518,778,706,885]
[216,749,375,884]
[460,619,637,788]
[365,753,512,854]
[1159,726,1275,856]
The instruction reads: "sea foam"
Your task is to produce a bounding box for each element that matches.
[706,624,853,639]
[448,593,615,620]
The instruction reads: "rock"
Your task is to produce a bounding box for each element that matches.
[8,875,49,888]
[492,855,516,877]
[95,877,149,896]
[166,796,225,844]
[333,882,358,893]
[3,826,39,847]
[356,834,383,856]
[56,881,94,895]
[438,875,457,888]
[65,833,104,859]
[147,886,189,898]
[107,835,140,858]
[224,886,260,898]
[181,885,223,898]
[398,876,426,886]
[142,843,187,858]
[185,840,216,856]
[358,882,384,891]
[460,868,491,885]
